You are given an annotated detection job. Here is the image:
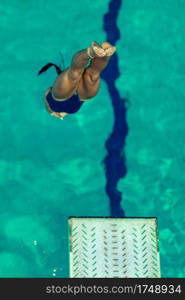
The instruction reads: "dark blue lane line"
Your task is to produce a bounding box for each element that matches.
[101,0,129,217]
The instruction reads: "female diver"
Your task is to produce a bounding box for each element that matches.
[38,41,116,120]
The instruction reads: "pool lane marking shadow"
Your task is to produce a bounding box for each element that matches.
[101,0,129,217]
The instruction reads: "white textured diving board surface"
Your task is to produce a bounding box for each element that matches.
[68,217,161,278]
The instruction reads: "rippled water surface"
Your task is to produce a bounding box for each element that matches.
[0,0,185,277]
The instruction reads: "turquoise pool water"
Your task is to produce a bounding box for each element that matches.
[0,0,185,277]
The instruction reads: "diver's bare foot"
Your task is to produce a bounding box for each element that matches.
[87,41,116,58]
[87,41,106,58]
[101,42,116,56]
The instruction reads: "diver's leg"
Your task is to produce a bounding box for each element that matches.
[77,57,110,99]
[77,42,116,100]
[51,50,90,99]
[51,42,107,99]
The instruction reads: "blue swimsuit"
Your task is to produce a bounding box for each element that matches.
[38,63,84,114]
[46,89,84,114]
[46,91,84,114]
[38,62,85,114]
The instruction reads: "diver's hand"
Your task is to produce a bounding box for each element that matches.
[50,112,60,118]
[50,111,68,119]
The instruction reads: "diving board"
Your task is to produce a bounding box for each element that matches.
[68,217,161,278]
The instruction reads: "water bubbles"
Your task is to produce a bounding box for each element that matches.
[52,268,57,277]
[33,240,38,246]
